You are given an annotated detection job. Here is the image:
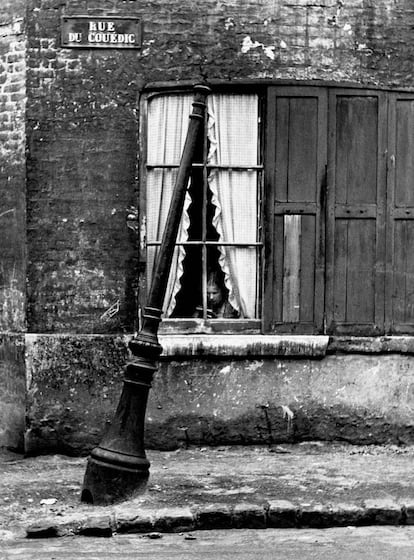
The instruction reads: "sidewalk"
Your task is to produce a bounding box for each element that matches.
[1,443,414,540]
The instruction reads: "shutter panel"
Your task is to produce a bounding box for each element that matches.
[264,87,327,333]
[326,90,387,335]
[386,94,414,333]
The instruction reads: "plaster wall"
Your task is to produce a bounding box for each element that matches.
[24,334,414,454]
[0,335,25,450]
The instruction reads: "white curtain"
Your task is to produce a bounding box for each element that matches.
[146,94,193,317]
[207,94,259,318]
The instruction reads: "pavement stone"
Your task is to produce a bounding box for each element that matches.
[195,503,233,530]
[327,503,368,527]
[78,514,115,537]
[404,502,414,525]
[232,503,267,529]
[362,499,403,525]
[267,499,298,528]
[114,509,154,534]
[152,507,196,532]
[1,443,414,539]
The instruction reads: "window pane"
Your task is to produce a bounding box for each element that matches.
[146,168,179,243]
[171,245,202,318]
[147,94,192,165]
[209,170,258,244]
[146,92,260,322]
[208,94,259,166]
[215,245,258,318]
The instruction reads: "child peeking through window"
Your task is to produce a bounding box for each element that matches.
[193,271,239,319]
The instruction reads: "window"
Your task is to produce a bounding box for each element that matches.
[143,85,414,336]
[145,92,262,330]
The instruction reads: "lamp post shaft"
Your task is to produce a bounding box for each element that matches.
[81,84,211,505]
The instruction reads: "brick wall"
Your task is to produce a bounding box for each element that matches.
[0,4,27,451]
[0,1,26,25]
[26,1,141,333]
[0,16,26,332]
[23,0,414,334]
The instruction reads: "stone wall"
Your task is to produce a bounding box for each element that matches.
[24,334,414,454]
[0,335,25,450]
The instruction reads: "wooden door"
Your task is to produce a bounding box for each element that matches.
[264,87,327,333]
[326,90,387,335]
[386,94,414,333]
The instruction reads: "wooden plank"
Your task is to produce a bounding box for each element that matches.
[273,215,284,323]
[333,219,348,322]
[299,214,316,322]
[334,204,377,219]
[335,96,378,205]
[403,221,414,324]
[396,100,414,208]
[392,220,407,324]
[288,97,318,203]
[282,214,301,322]
[262,88,277,332]
[374,92,387,331]
[385,95,396,332]
[392,220,414,325]
[345,219,376,323]
[275,97,289,202]
[404,220,414,324]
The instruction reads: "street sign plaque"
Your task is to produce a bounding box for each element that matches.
[61,16,142,49]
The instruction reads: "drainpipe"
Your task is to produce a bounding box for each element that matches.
[81,84,211,505]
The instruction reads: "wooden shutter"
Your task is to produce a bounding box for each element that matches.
[264,87,327,333]
[326,90,387,335]
[386,94,414,333]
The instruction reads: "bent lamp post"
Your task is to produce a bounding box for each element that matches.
[81,84,211,505]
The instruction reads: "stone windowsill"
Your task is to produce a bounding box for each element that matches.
[159,335,414,358]
[14,333,414,359]
[159,335,329,358]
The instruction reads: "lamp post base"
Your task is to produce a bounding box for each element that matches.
[81,451,150,505]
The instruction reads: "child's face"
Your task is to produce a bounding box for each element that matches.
[207,282,223,309]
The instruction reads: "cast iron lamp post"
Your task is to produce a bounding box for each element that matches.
[81,84,211,505]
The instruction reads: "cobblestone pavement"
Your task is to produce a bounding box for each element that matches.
[1,443,414,540]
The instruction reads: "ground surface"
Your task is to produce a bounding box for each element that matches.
[1,443,414,539]
[2,527,414,559]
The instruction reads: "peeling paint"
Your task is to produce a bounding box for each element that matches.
[281,405,294,434]
[241,35,276,60]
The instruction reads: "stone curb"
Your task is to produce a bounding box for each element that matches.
[26,499,412,539]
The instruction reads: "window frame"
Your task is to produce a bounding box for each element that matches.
[139,88,265,334]
[140,82,414,337]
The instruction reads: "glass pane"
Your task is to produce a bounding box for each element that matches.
[209,170,258,244]
[147,94,192,165]
[170,245,202,318]
[213,245,258,319]
[208,94,259,166]
[146,168,178,243]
